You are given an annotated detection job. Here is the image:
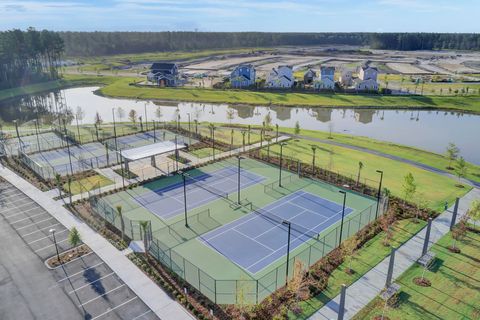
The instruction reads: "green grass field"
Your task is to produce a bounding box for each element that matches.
[65,174,113,194]
[352,228,480,320]
[100,157,377,304]
[264,138,471,211]
[290,218,427,319]
[96,77,480,114]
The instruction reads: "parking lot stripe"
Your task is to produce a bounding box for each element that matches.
[10,211,48,224]
[4,206,39,218]
[90,296,138,320]
[132,309,152,320]
[68,272,115,294]
[27,229,68,245]
[34,238,69,252]
[21,223,61,236]
[77,284,126,307]
[0,203,37,215]
[16,216,55,230]
[57,262,105,282]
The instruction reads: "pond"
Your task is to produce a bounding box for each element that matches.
[1,86,479,165]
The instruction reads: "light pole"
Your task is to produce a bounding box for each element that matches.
[186,113,191,145]
[180,171,189,228]
[375,170,384,219]
[282,220,291,285]
[144,102,148,131]
[311,145,317,174]
[279,142,287,187]
[64,134,74,176]
[49,228,61,264]
[241,130,246,152]
[211,125,216,160]
[112,108,118,153]
[237,156,244,204]
[75,114,81,143]
[276,124,279,142]
[33,119,40,151]
[152,119,157,142]
[338,190,347,245]
[13,120,21,149]
[174,135,179,171]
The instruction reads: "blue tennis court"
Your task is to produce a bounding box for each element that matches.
[201,190,353,274]
[133,166,265,220]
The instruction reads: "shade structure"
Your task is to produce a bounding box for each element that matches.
[120,140,186,161]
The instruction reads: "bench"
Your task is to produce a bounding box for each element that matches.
[417,251,436,268]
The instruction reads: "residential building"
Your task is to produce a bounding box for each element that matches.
[339,70,353,87]
[355,65,379,91]
[266,65,294,88]
[230,64,256,88]
[314,66,335,90]
[359,65,378,82]
[147,62,179,87]
[303,69,316,84]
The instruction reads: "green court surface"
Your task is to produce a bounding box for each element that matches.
[98,157,378,304]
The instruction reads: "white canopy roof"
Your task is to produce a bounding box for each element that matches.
[120,140,186,161]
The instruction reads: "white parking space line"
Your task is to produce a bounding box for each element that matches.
[27,229,68,245]
[58,262,105,282]
[91,296,138,320]
[10,211,48,224]
[0,203,37,215]
[132,310,152,320]
[4,206,40,219]
[68,272,115,294]
[34,238,69,253]
[21,223,62,237]
[78,284,126,307]
[16,216,55,230]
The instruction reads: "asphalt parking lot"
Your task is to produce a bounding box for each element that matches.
[0,181,159,320]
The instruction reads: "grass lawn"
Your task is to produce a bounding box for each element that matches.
[188,147,222,159]
[278,127,480,184]
[265,138,471,211]
[290,218,427,319]
[352,228,480,320]
[64,174,113,194]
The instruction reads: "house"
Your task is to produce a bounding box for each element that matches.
[266,65,294,88]
[339,70,353,87]
[147,62,179,87]
[359,65,378,82]
[230,64,256,88]
[314,66,335,90]
[355,65,379,91]
[303,69,316,84]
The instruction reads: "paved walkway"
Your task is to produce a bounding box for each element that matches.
[0,165,195,320]
[309,187,480,320]
[293,134,480,188]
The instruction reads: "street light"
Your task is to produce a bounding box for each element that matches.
[375,170,384,219]
[13,120,21,149]
[179,171,189,228]
[152,119,157,142]
[64,134,74,176]
[237,156,244,204]
[49,228,61,264]
[311,145,317,174]
[144,102,148,131]
[174,135,179,171]
[112,108,118,153]
[211,125,216,160]
[338,190,347,245]
[279,142,287,187]
[33,119,40,151]
[282,220,291,285]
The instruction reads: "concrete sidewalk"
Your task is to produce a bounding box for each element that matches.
[0,165,194,320]
[309,188,480,320]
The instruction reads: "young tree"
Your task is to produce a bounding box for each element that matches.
[155,106,163,121]
[115,205,125,241]
[356,161,364,186]
[264,112,272,129]
[226,108,235,123]
[294,121,301,135]
[139,220,150,254]
[94,112,103,127]
[68,227,82,247]
[116,106,125,121]
[402,172,417,202]
[467,199,480,228]
[450,218,467,252]
[129,109,138,128]
[445,143,459,169]
[455,156,467,184]
[55,173,62,198]
[67,175,72,205]
[342,237,359,274]
[75,106,84,123]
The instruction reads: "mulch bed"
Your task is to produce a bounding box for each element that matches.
[448,246,461,253]
[413,277,431,287]
[47,244,90,268]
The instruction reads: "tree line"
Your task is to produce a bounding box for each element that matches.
[0,28,64,90]
[58,31,480,57]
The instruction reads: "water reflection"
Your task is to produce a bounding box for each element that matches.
[0,86,478,165]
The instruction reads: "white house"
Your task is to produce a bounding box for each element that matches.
[314,66,335,90]
[354,78,379,91]
[266,65,294,88]
[359,66,378,81]
[339,70,353,87]
[230,64,256,88]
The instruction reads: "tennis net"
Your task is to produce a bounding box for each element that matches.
[185,173,229,200]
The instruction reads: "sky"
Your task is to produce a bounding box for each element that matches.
[0,0,479,33]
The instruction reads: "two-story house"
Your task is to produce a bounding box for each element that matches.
[230,64,256,88]
[147,62,179,87]
[355,65,379,91]
[314,66,336,90]
[266,65,294,88]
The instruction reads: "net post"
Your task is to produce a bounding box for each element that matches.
[256,280,259,304]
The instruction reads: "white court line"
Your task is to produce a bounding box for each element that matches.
[4,206,40,219]
[248,209,308,242]
[90,296,138,320]
[16,216,55,230]
[28,229,68,245]
[233,229,275,252]
[10,211,48,224]
[78,284,126,307]
[58,262,105,282]
[34,238,68,252]
[21,223,62,237]
[68,272,115,294]
[132,309,152,320]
